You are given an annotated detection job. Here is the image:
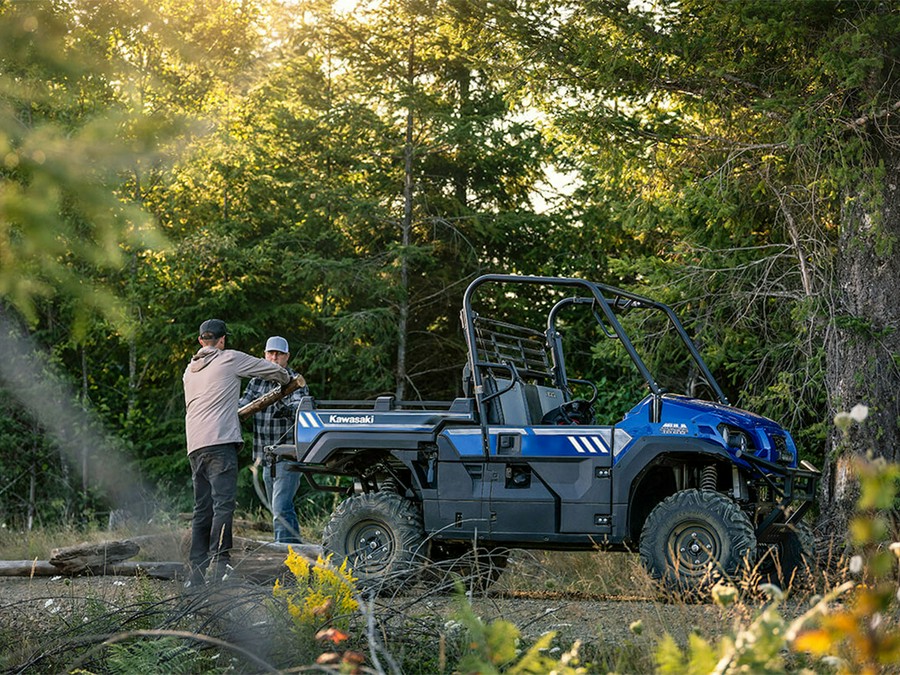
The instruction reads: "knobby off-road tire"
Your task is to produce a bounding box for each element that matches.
[322,492,426,595]
[427,542,509,594]
[758,520,816,589]
[639,489,756,597]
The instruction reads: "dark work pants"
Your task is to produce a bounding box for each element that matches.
[188,443,239,577]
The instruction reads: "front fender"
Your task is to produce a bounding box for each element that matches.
[613,436,734,505]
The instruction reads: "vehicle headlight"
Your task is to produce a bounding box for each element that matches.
[718,424,751,454]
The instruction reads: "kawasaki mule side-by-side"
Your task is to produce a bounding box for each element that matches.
[268,274,819,594]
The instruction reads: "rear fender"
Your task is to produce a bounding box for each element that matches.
[297,431,432,466]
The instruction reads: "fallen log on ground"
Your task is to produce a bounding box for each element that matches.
[0,560,183,579]
[50,539,141,574]
[0,535,323,582]
[0,560,61,577]
[227,541,323,582]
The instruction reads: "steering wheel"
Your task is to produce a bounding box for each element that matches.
[541,399,595,425]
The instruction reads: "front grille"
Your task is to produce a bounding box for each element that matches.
[772,435,792,464]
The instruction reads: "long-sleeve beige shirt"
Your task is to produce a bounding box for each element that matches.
[183,347,290,454]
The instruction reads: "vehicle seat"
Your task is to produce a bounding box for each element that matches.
[484,376,565,426]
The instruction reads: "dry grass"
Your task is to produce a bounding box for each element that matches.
[498,548,655,597]
[0,519,876,674]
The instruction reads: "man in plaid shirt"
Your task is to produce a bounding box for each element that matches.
[239,336,309,543]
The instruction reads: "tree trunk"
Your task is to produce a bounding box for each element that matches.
[395,31,415,401]
[819,126,900,554]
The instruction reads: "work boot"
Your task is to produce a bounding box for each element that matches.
[183,567,206,590]
[210,563,235,584]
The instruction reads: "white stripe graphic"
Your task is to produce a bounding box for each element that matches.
[589,437,608,454]
[568,436,597,454]
[297,415,309,428]
[303,413,320,428]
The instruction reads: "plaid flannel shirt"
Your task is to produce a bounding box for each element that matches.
[239,367,308,462]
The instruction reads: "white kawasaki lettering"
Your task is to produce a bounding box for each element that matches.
[328,414,374,425]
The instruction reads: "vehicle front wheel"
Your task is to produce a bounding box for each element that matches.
[639,489,757,596]
[322,492,426,594]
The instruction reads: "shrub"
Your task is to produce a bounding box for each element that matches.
[454,592,587,674]
[271,549,362,668]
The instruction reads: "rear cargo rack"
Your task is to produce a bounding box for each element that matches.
[471,315,555,383]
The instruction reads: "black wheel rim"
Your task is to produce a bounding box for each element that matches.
[667,519,721,578]
[346,519,395,574]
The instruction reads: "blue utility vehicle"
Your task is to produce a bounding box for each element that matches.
[272,274,819,593]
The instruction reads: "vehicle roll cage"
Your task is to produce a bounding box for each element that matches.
[461,274,729,432]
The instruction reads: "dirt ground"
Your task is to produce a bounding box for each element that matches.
[0,572,727,651]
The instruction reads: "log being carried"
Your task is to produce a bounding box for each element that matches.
[238,373,307,421]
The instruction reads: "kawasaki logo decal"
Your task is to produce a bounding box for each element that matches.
[328,414,374,425]
[660,423,689,435]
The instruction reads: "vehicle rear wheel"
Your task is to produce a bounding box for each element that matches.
[757,520,816,589]
[639,489,756,596]
[427,542,509,593]
[322,492,426,594]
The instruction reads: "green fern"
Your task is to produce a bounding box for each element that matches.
[103,637,215,675]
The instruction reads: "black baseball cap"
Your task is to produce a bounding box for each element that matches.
[199,319,228,339]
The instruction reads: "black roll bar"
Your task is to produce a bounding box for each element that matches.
[461,274,729,454]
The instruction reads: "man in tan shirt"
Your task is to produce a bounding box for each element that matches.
[183,319,290,587]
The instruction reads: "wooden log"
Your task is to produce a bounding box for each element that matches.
[0,560,62,577]
[121,533,185,560]
[238,374,306,421]
[50,540,141,574]
[0,560,183,579]
[107,561,185,579]
[228,540,323,582]
[0,536,323,580]
[232,537,321,558]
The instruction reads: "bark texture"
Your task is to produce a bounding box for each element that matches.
[819,125,900,553]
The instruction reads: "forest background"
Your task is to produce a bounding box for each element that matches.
[0,0,898,549]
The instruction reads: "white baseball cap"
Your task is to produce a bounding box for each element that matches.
[265,336,289,353]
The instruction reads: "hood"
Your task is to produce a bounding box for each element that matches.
[663,394,772,424]
[660,395,780,430]
[190,346,221,372]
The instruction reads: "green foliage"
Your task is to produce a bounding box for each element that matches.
[102,637,213,675]
[655,632,719,675]
[454,592,586,674]
[495,0,900,469]
[656,584,797,675]
[0,0,170,334]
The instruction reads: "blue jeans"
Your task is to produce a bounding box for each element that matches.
[263,462,303,543]
[188,444,239,577]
